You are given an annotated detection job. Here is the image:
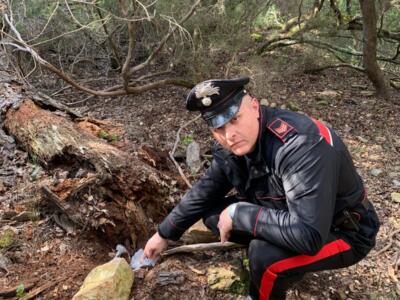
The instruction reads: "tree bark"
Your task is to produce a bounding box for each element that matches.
[359,0,391,100]
[0,70,179,247]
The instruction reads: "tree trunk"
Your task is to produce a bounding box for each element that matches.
[1,69,179,248]
[359,0,391,100]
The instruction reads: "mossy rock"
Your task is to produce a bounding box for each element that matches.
[207,262,249,295]
[0,229,15,249]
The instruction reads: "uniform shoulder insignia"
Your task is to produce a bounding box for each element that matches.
[267,118,295,141]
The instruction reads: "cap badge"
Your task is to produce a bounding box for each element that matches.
[194,81,220,107]
[201,97,212,106]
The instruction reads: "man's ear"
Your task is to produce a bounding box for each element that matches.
[251,97,259,110]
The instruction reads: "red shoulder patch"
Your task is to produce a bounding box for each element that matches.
[267,118,294,141]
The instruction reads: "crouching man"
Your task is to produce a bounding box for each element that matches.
[143,77,379,299]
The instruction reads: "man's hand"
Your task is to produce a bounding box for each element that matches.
[218,207,233,243]
[143,232,168,260]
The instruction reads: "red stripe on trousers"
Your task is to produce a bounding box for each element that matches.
[311,118,333,146]
[259,239,351,300]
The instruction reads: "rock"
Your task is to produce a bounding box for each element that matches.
[360,90,375,96]
[391,193,400,203]
[270,102,277,108]
[389,172,400,179]
[72,258,134,300]
[287,101,300,111]
[316,99,329,106]
[0,229,15,249]
[207,265,244,292]
[356,136,368,143]
[0,254,11,274]
[157,271,186,286]
[260,99,269,106]
[370,169,383,177]
[181,220,219,244]
[351,84,368,90]
[375,136,386,143]
[393,180,400,188]
[186,141,201,174]
[317,90,340,97]
[280,104,286,109]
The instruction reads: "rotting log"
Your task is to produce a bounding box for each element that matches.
[1,73,179,247]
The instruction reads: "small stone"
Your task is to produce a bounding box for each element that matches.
[393,180,400,188]
[0,254,11,273]
[316,100,329,106]
[375,136,386,143]
[356,136,368,143]
[270,102,277,108]
[389,172,400,179]
[370,169,383,177]
[360,90,375,96]
[260,99,269,106]
[317,90,339,97]
[41,245,50,252]
[280,104,286,109]
[391,192,400,203]
[287,101,300,111]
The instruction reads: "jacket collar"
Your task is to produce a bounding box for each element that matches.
[244,105,270,186]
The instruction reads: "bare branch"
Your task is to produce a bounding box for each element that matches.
[127,0,201,77]
[96,7,122,68]
[162,242,245,257]
[119,0,138,91]
[329,0,343,25]
[2,12,193,97]
[304,63,365,74]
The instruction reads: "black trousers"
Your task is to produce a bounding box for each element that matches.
[202,197,379,300]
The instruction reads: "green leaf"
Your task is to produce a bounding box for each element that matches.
[16,283,25,298]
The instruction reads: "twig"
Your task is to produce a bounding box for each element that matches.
[169,114,202,189]
[373,228,400,256]
[0,280,37,298]
[22,276,69,300]
[162,241,245,257]
[127,0,201,77]
[304,63,365,74]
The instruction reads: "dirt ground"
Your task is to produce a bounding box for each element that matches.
[1,67,400,299]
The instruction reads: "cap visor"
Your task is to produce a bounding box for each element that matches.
[206,96,242,128]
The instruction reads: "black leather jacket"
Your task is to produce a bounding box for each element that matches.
[158,106,369,255]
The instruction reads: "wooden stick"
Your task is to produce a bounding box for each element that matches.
[22,276,68,300]
[161,242,245,257]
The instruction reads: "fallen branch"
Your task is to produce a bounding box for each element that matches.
[169,114,202,189]
[23,276,69,300]
[0,280,37,298]
[257,0,325,54]
[373,228,400,256]
[162,241,245,257]
[304,63,365,74]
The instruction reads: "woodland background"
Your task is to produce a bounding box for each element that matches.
[0,0,400,299]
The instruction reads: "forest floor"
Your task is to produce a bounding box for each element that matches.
[1,66,400,299]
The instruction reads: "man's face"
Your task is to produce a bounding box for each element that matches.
[210,96,260,156]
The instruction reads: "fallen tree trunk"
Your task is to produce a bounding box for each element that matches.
[1,69,179,248]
